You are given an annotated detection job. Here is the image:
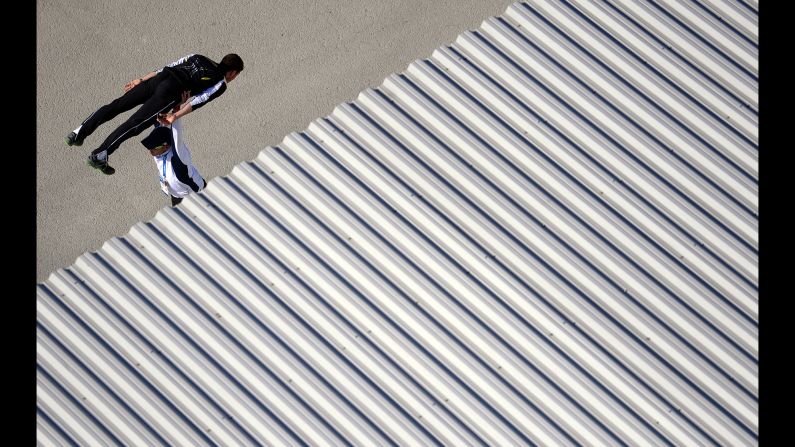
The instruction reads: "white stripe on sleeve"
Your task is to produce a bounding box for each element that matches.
[156,53,195,74]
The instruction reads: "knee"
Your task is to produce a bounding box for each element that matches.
[108,94,131,107]
[99,99,122,112]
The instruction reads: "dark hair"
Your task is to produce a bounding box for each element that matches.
[219,53,244,73]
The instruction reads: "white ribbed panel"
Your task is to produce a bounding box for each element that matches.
[38,1,758,445]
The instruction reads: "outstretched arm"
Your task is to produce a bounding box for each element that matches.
[156,91,191,126]
[123,54,195,92]
[157,102,193,126]
[123,70,157,92]
[157,78,226,125]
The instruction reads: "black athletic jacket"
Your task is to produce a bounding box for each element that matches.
[157,54,227,111]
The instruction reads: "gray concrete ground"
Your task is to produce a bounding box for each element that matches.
[37,0,516,282]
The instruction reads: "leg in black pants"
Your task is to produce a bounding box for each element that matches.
[90,74,184,158]
[77,71,166,142]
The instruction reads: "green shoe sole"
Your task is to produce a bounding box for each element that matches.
[87,159,115,175]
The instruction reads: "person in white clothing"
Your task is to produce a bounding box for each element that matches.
[140,107,206,207]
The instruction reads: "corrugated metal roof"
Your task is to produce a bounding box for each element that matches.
[37,1,758,445]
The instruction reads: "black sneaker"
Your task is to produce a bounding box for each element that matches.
[65,131,83,147]
[87,154,115,175]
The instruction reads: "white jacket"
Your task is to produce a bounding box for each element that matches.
[153,118,206,198]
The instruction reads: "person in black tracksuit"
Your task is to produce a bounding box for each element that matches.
[65,53,244,175]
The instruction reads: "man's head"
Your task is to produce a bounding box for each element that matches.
[141,126,172,156]
[219,53,244,83]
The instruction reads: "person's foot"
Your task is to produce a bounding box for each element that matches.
[65,131,83,147]
[87,154,115,175]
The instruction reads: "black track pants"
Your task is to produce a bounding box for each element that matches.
[80,72,184,157]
